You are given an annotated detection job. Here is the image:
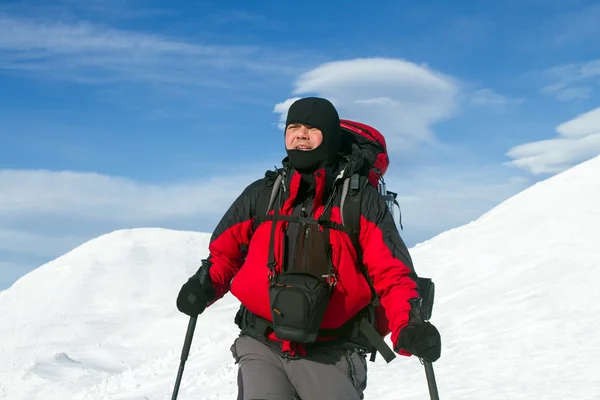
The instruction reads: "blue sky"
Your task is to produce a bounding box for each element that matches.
[1,0,600,289]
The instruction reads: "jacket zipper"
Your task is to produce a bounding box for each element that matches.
[304,224,310,271]
[291,198,310,272]
[301,198,310,272]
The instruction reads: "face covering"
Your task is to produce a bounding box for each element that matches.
[285,97,341,174]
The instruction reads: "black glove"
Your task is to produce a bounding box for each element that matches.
[395,321,441,363]
[176,261,216,317]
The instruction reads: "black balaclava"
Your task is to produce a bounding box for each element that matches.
[285,97,341,174]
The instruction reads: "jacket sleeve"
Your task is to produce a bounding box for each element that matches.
[358,185,419,353]
[206,178,264,303]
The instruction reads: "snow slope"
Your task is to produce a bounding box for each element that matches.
[1,155,600,399]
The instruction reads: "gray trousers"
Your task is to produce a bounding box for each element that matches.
[230,335,368,400]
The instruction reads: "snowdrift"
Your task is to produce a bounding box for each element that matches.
[1,155,600,399]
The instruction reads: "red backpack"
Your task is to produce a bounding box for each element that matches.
[340,119,389,184]
[339,119,402,230]
[337,120,401,362]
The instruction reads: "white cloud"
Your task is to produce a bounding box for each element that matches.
[541,59,600,101]
[0,228,86,258]
[0,165,531,283]
[0,165,273,286]
[0,168,262,219]
[505,107,600,174]
[382,164,532,244]
[273,97,301,129]
[273,58,460,151]
[556,107,600,137]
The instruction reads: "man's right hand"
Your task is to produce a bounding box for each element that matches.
[176,262,216,316]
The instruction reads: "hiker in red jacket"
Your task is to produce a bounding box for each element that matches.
[176,97,441,399]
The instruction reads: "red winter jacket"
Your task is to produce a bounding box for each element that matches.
[205,157,419,353]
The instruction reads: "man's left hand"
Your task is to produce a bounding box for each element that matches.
[395,322,441,362]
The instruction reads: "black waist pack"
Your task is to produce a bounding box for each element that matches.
[268,271,334,343]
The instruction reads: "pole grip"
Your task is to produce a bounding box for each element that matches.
[408,297,440,400]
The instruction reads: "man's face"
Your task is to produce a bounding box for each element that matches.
[285,123,323,151]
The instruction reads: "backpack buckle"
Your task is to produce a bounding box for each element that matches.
[350,174,360,192]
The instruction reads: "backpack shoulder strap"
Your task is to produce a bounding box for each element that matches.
[265,172,284,213]
[252,168,285,231]
[340,173,380,306]
[340,173,364,245]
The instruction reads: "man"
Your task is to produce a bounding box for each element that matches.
[176,97,441,399]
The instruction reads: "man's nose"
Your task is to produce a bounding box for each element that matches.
[296,126,309,138]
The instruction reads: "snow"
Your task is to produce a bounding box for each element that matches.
[1,155,600,399]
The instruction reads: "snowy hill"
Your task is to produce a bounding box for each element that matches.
[1,155,600,400]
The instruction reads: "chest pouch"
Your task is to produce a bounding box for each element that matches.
[265,209,338,344]
[268,270,334,343]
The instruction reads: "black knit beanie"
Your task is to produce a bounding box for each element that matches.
[285,97,341,173]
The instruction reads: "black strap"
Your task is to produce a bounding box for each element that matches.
[256,213,354,235]
[341,174,389,362]
[266,210,279,276]
[358,318,396,363]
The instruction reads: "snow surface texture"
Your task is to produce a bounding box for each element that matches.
[1,155,600,399]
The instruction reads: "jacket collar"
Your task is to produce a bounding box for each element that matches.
[277,154,358,216]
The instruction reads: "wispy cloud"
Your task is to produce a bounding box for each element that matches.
[551,2,600,47]
[505,107,600,174]
[211,10,265,24]
[467,88,524,110]
[273,58,460,151]
[0,14,301,89]
[540,59,600,101]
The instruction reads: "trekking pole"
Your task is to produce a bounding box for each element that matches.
[409,298,440,400]
[171,316,197,400]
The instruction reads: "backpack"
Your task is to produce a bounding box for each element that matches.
[338,119,403,230]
